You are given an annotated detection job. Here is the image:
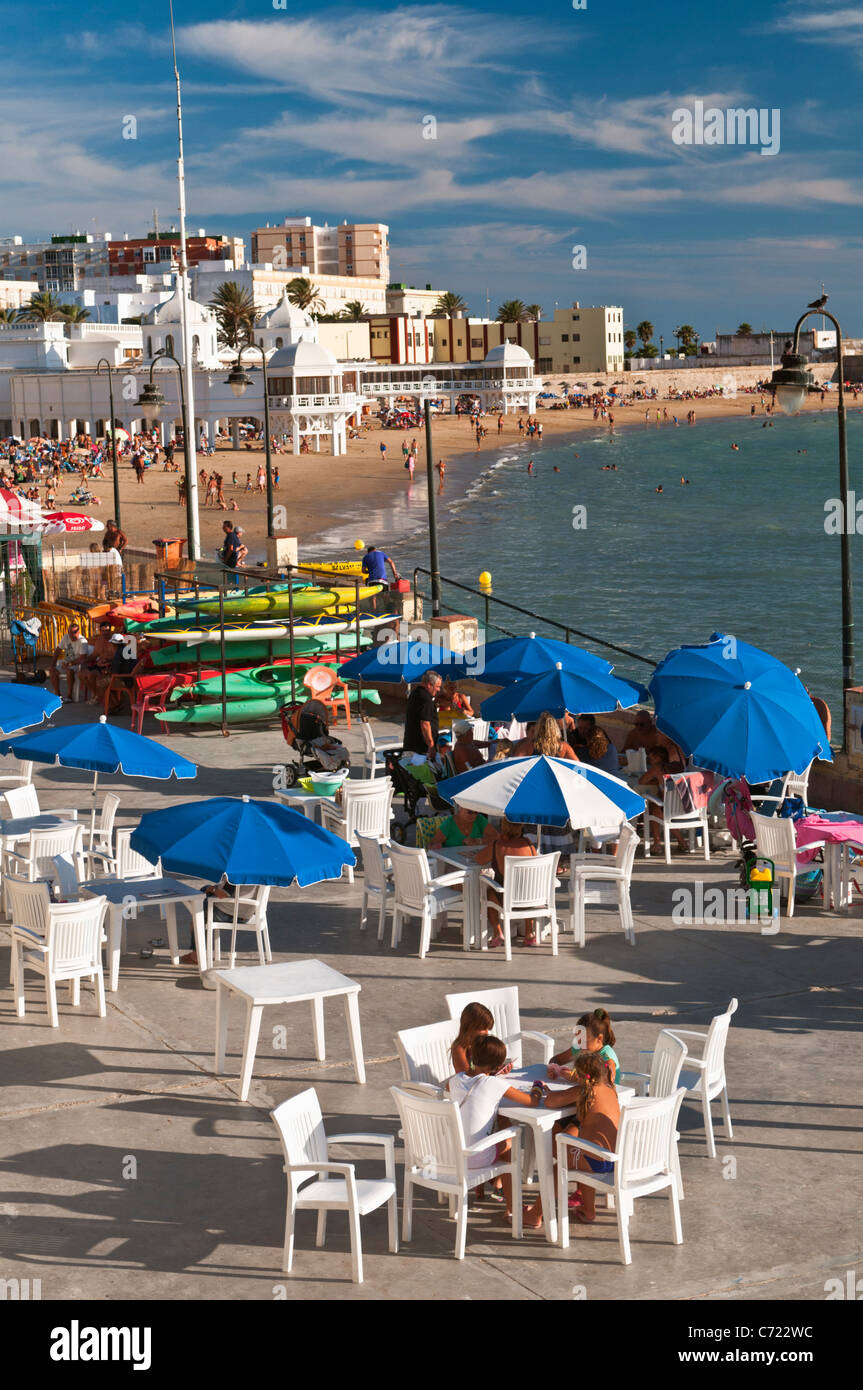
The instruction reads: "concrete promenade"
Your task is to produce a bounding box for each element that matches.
[0,705,860,1302]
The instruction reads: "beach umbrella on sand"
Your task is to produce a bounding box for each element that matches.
[131,795,355,885]
[649,632,833,782]
[480,662,649,721]
[461,631,613,686]
[438,755,644,837]
[0,716,196,838]
[0,682,61,735]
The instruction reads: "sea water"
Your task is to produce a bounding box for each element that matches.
[387,408,863,729]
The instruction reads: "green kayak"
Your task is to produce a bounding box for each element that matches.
[171,663,327,702]
[160,687,381,725]
[149,629,375,667]
[184,583,382,621]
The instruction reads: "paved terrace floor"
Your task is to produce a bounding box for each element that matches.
[0,703,861,1303]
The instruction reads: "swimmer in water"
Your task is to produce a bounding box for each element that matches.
[527,460,535,474]
[681,477,690,485]
[655,485,664,494]
[731,443,740,451]
[552,465,560,472]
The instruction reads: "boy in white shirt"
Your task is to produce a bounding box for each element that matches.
[448,1034,547,1220]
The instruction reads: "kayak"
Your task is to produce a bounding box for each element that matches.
[148,626,384,668]
[140,612,394,644]
[167,583,382,622]
[159,687,382,725]
[296,561,366,578]
[171,663,334,702]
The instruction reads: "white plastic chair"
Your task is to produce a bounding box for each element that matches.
[388,842,466,957]
[0,757,33,789]
[359,719,401,779]
[87,791,120,857]
[271,1088,397,1284]
[664,998,737,1159]
[480,850,560,959]
[563,822,639,946]
[3,783,78,822]
[395,1019,457,1096]
[3,823,85,885]
[643,776,710,864]
[111,827,162,880]
[11,895,108,1028]
[619,1030,688,1197]
[356,833,394,941]
[444,986,554,1067]
[5,878,51,983]
[52,852,82,902]
[750,761,814,814]
[557,1087,687,1263]
[320,780,393,883]
[206,883,272,967]
[750,812,823,918]
[391,1084,523,1260]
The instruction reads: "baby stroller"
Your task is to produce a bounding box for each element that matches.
[277,702,350,786]
[385,749,450,843]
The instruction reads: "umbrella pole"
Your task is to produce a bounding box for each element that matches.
[90,769,99,850]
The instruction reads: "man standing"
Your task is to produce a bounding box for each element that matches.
[403,670,442,761]
[219,519,241,569]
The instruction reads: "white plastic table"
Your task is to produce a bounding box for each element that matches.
[499,1063,635,1244]
[81,875,206,991]
[431,844,488,950]
[273,788,339,823]
[214,958,366,1102]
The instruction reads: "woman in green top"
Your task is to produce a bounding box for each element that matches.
[429,805,492,850]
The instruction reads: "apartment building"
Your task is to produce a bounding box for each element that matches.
[384,284,447,317]
[106,231,244,279]
[191,264,389,319]
[534,305,626,375]
[0,232,113,292]
[251,217,390,284]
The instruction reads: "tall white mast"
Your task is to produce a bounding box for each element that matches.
[169,0,200,560]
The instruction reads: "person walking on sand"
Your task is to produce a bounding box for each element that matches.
[256,464,266,493]
[436,458,446,490]
[380,441,387,461]
[406,450,416,482]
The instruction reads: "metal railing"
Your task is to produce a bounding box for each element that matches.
[411,566,657,669]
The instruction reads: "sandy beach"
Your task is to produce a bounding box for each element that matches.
[43,363,840,565]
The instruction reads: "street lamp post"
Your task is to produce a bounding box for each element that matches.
[137,350,195,562]
[95,359,122,530]
[224,344,275,540]
[770,307,853,743]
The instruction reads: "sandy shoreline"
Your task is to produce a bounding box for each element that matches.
[41,366,843,566]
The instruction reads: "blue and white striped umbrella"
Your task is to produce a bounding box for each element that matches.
[437,755,644,831]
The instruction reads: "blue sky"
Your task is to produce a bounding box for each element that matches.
[5,0,863,341]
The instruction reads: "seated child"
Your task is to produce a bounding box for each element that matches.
[549,1007,621,1084]
[524,1051,620,1227]
[448,1034,549,1220]
[450,1001,494,1075]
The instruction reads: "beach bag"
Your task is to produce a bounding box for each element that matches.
[777,795,807,822]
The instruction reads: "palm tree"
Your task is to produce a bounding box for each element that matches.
[341,301,368,321]
[209,282,258,347]
[677,324,697,349]
[287,277,325,315]
[19,291,67,322]
[736,322,753,336]
[524,304,544,321]
[496,299,528,323]
[0,306,21,326]
[636,320,655,349]
[433,291,467,316]
[59,304,91,324]
[623,329,637,354]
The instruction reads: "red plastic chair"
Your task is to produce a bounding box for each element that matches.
[130,675,178,734]
[302,664,351,727]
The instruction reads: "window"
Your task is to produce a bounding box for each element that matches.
[573,355,580,364]
[539,337,551,345]
[165,333,174,355]
[275,337,283,349]
[457,339,462,347]
[158,246,172,262]
[143,247,156,263]
[572,314,580,321]
[572,334,580,342]
[537,357,553,372]
[561,334,569,343]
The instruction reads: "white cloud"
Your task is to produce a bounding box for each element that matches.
[180,6,541,104]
